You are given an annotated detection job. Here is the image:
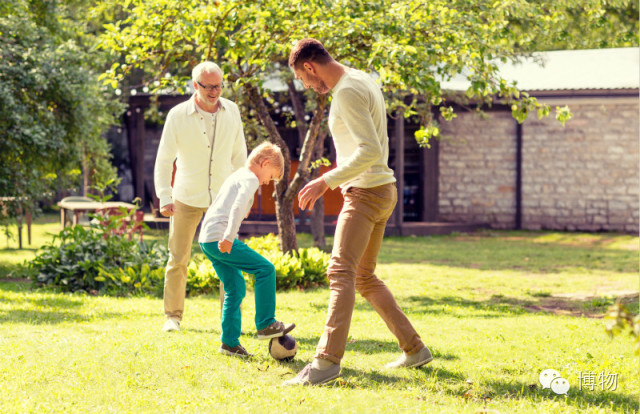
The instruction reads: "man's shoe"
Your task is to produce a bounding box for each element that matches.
[282,362,341,386]
[162,318,180,332]
[385,346,433,369]
[257,320,296,340]
[219,343,252,358]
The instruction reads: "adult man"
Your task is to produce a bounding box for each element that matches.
[154,62,247,332]
[285,39,432,385]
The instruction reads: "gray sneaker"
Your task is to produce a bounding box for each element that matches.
[385,346,433,369]
[282,362,341,386]
[257,320,296,340]
[219,343,252,358]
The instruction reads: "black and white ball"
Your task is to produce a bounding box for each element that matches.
[268,334,298,362]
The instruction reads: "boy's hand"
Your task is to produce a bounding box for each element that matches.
[218,240,232,254]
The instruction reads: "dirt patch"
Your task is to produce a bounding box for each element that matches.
[523,291,639,319]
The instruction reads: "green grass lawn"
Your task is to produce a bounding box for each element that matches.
[0,214,638,413]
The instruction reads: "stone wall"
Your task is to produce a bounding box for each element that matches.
[438,95,639,233]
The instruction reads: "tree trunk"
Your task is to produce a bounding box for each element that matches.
[82,146,89,197]
[289,81,328,248]
[310,129,328,249]
[246,84,327,253]
[311,198,325,249]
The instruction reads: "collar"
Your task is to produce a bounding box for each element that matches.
[186,94,226,116]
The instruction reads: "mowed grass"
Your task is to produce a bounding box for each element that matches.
[0,214,638,413]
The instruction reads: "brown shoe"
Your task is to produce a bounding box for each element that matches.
[219,343,252,358]
[257,320,295,340]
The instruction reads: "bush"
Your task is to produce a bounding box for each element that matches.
[188,234,330,292]
[26,214,168,296]
[605,300,639,355]
[26,225,329,296]
[246,234,330,290]
[186,256,220,296]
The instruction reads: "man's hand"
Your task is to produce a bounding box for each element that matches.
[298,177,329,211]
[218,239,233,254]
[160,203,176,217]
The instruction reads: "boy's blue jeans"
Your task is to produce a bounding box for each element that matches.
[200,239,276,347]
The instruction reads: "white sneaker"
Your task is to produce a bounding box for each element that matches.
[162,318,180,332]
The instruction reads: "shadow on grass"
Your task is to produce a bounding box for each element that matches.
[331,364,464,389]
[395,294,636,319]
[471,378,639,413]
[267,358,453,387]
[270,354,637,411]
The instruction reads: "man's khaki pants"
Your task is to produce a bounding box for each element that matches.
[315,183,424,364]
[164,200,208,321]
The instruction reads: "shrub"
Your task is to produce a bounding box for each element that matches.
[605,301,639,355]
[26,225,329,296]
[27,213,169,296]
[186,257,220,296]
[187,234,330,292]
[245,233,330,290]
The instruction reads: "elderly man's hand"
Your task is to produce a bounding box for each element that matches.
[160,203,176,217]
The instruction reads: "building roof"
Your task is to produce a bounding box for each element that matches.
[442,47,639,92]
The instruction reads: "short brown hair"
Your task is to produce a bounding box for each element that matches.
[247,141,285,181]
[288,38,332,69]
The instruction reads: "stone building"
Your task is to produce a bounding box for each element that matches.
[435,48,638,233]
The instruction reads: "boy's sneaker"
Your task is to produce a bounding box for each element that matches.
[283,362,341,386]
[219,343,252,358]
[385,346,433,369]
[162,318,180,332]
[257,321,296,340]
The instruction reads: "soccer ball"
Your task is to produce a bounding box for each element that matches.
[268,334,298,362]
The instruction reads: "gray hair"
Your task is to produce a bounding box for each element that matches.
[192,62,223,82]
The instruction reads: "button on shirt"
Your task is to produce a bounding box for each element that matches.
[195,103,218,145]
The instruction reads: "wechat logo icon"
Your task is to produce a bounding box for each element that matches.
[539,369,570,395]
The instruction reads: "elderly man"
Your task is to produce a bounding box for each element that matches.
[154,62,247,332]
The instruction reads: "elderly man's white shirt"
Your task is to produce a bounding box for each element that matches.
[154,95,247,209]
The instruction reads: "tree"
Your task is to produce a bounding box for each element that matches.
[98,0,637,252]
[0,0,123,228]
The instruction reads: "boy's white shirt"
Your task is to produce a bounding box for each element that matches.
[199,167,258,244]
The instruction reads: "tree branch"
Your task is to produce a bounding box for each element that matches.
[244,82,291,199]
[285,94,327,201]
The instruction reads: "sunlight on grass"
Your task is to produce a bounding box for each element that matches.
[0,214,638,413]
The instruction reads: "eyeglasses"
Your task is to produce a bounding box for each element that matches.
[196,81,224,92]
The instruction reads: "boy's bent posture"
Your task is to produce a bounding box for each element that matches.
[199,142,295,357]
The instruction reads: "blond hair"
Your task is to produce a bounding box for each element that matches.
[247,141,285,181]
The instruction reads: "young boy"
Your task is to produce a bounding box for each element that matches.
[199,141,295,357]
